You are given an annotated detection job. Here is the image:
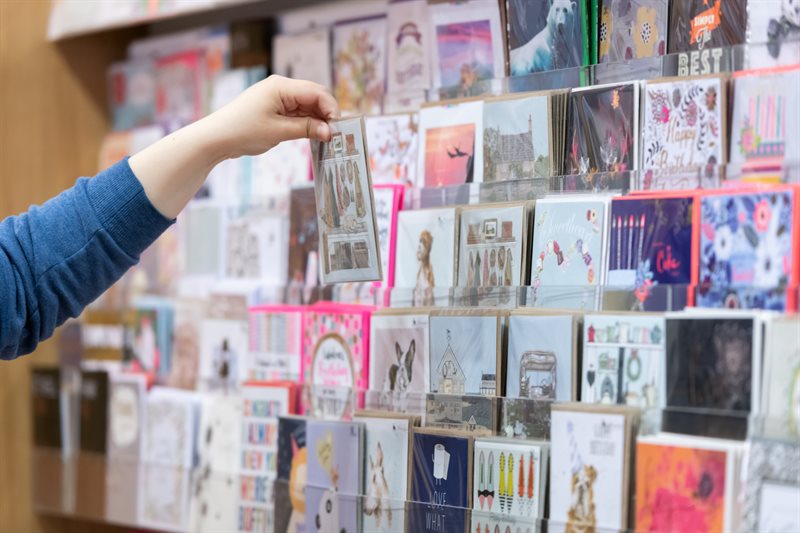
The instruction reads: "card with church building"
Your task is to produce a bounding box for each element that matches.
[428,310,502,397]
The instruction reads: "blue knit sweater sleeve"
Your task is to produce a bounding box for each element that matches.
[0,158,173,359]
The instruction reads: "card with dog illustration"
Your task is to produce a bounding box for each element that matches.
[746,0,800,68]
[506,312,579,402]
[507,0,589,75]
[311,116,383,284]
[598,0,667,62]
[275,416,307,533]
[408,428,474,533]
[305,420,364,533]
[565,82,640,174]
[761,314,800,439]
[394,207,459,306]
[429,311,502,396]
[365,113,420,188]
[355,415,413,533]
[549,404,638,532]
[472,438,549,520]
[424,394,498,436]
[741,436,800,532]
[332,16,387,116]
[530,196,611,310]
[668,0,747,53]
[642,76,727,177]
[418,100,485,187]
[698,189,796,311]
[369,310,429,414]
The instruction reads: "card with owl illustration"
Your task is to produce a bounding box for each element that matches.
[564,82,640,174]
[642,76,727,178]
[311,116,383,284]
[369,309,430,414]
[761,314,800,439]
[305,419,364,533]
[530,196,611,310]
[549,403,638,533]
[275,416,307,533]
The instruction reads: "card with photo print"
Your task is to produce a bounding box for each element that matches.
[418,100,485,188]
[598,0,667,63]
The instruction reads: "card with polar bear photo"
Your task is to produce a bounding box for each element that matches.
[506,0,589,76]
[746,0,800,68]
[369,310,430,414]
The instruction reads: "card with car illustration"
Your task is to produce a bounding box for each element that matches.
[275,416,307,533]
[305,419,364,533]
[429,310,502,397]
[369,309,430,414]
[408,428,474,533]
[549,403,639,533]
[472,438,549,520]
[506,311,579,402]
[311,116,383,284]
[598,0,667,63]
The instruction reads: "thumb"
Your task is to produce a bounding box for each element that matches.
[280,116,332,143]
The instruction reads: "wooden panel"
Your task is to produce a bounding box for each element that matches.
[0,2,132,531]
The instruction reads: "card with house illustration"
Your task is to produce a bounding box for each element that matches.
[457,203,530,292]
[761,314,800,438]
[408,428,473,533]
[664,314,759,440]
[730,66,800,179]
[741,437,800,533]
[598,0,667,62]
[386,0,432,100]
[305,420,363,533]
[275,416,307,533]
[418,100,484,187]
[642,76,727,177]
[354,414,414,533]
[581,313,666,410]
[507,0,589,75]
[747,0,800,68]
[301,304,372,419]
[311,116,383,284]
[332,16,387,116]
[246,305,304,383]
[429,311,501,396]
[365,113,420,187]
[483,93,553,181]
[530,196,611,310]
[425,394,498,436]
[472,438,549,520]
[500,398,551,441]
[369,310,430,414]
[698,189,796,310]
[394,207,459,306]
[272,27,332,89]
[506,312,578,402]
[668,0,747,53]
[549,404,638,533]
[565,82,639,174]
[636,433,745,533]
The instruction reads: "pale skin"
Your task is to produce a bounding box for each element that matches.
[130,75,340,219]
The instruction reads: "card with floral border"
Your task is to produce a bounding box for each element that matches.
[598,0,667,63]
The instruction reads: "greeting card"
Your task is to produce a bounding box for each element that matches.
[565,82,639,174]
[287,187,321,298]
[698,189,796,310]
[226,210,288,285]
[79,370,109,454]
[155,49,205,132]
[247,305,304,382]
[311,116,383,284]
[275,416,307,533]
[761,315,800,438]
[386,0,431,97]
[250,139,312,201]
[366,113,420,187]
[500,398,551,441]
[333,16,387,116]
[582,313,666,409]
[642,76,727,177]
[425,394,498,436]
[369,310,429,413]
[408,429,473,533]
[429,311,501,396]
[272,28,332,89]
[394,207,459,306]
[198,294,248,391]
[373,184,404,288]
[741,437,800,533]
[483,93,553,181]
[108,60,156,130]
[305,420,363,533]
[598,0,667,62]
[746,0,800,68]
[668,0,747,53]
[550,404,637,532]
[530,196,611,309]
[418,100,485,187]
[507,0,589,75]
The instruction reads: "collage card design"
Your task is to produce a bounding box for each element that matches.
[365,113,420,187]
[429,312,501,396]
[507,0,588,75]
[311,116,383,284]
[506,313,577,402]
[418,100,484,187]
[275,417,307,533]
[598,0,667,62]
[333,16,387,116]
[668,0,748,53]
[565,82,639,174]
[698,190,796,310]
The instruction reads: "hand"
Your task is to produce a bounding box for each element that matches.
[205,75,340,159]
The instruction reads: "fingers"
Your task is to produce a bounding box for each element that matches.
[279,116,332,143]
[274,76,340,120]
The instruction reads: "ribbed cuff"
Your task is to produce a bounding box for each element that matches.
[85,157,174,258]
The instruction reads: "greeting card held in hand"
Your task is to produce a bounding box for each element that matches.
[311,117,383,284]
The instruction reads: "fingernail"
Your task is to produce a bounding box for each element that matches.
[317,122,329,140]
